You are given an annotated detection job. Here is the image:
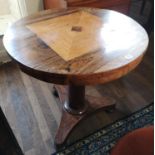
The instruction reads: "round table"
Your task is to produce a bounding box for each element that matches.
[3,8,149,147]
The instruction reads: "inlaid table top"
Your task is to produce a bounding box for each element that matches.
[3,8,149,85]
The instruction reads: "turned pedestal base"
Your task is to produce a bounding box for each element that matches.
[53,84,116,148]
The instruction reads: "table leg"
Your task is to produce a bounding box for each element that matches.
[53,84,116,148]
[64,84,87,115]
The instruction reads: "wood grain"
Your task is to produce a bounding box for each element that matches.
[2,8,149,146]
[3,8,149,85]
[0,50,153,153]
[27,11,103,61]
[0,107,24,155]
[0,5,153,154]
[0,38,153,153]
[54,84,115,146]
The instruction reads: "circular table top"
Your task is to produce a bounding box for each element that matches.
[3,8,149,85]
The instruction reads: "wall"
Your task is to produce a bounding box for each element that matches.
[0,0,10,15]
[0,0,44,62]
[25,0,66,15]
[8,0,43,18]
[25,0,44,15]
[9,0,22,19]
[8,0,44,18]
[0,0,59,62]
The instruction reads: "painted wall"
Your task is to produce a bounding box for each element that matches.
[8,0,44,18]
[25,0,44,15]
[0,0,10,15]
[25,0,66,15]
[9,0,22,19]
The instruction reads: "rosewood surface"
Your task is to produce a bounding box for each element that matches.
[3,8,148,85]
[54,85,115,146]
[3,8,149,147]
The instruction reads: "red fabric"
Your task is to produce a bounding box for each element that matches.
[111,126,154,155]
[43,0,65,9]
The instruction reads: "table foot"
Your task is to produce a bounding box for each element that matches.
[53,85,116,147]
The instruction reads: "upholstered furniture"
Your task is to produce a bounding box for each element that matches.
[111,126,154,155]
[44,0,131,14]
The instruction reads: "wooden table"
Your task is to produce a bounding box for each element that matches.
[3,8,149,148]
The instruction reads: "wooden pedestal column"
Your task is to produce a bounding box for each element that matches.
[3,7,149,151]
[64,84,87,115]
[54,84,116,148]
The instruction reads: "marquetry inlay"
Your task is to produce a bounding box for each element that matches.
[27,11,103,61]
